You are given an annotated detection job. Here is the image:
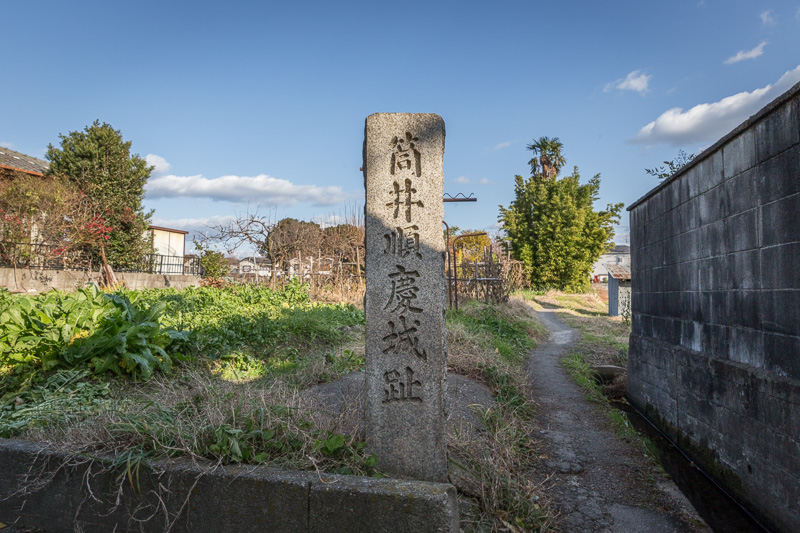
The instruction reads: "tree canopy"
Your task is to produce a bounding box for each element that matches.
[0,172,88,266]
[210,209,365,270]
[46,121,152,268]
[449,230,492,263]
[499,139,623,291]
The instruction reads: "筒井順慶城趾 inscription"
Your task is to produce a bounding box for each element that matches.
[364,113,448,482]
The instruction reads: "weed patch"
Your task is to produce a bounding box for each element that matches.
[2,288,556,530]
[446,296,554,531]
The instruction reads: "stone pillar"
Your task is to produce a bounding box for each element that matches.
[363,113,448,482]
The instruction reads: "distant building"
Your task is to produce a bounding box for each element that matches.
[605,263,631,317]
[225,257,241,275]
[237,257,272,278]
[147,226,189,275]
[591,245,630,282]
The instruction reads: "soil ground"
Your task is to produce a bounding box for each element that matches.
[527,306,709,532]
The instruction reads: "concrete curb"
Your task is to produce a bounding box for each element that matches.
[0,439,459,532]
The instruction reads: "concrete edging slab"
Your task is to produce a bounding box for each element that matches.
[0,438,459,532]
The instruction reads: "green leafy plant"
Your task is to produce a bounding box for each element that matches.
[0,286,114,370]
[65,293,188,379]
[194,240,230,279]
[0,286,187,380]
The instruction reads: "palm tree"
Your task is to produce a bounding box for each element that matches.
[527,136,566,179]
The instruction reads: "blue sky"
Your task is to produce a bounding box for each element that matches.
[3,1,800,254]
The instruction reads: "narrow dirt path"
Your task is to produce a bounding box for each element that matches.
[527,307,708,532]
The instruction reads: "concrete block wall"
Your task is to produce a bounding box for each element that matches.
[627,81,800,533]
[0,267,200,293]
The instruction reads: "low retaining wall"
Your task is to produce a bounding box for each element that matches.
[0,267,200,293]
[0,439,459,532]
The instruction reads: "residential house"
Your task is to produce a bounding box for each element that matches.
[0,147,49,178]
[591,245,630,282]
[146,226,189,275]
[237,257,273,278]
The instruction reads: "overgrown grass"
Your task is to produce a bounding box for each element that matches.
[1,286,555,530]
[561,351,606,403]
[446,297,553,532]
[447,297,546,374]
[0,282,367,474]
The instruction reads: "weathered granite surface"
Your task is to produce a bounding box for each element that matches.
[363,113,448,482]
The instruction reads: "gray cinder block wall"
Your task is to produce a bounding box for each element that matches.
[627,81,800,533]
[0,267,200,292]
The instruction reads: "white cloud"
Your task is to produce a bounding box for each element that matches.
[761,10,775,26]
[484,221,503,236]
[145,154,172,175]
[724,41,767,65]
[605,70,652,94]
[151,214,236,233]
[0,141,16,149]
[146,173,350,206]
[479,178,492,185]
[630,65,800,146]
[311,214,346,228]
[452,176,471,184]
[491,141,511,151]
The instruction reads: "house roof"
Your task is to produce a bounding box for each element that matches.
[0,147,49,176]
[605,263,631,280]
[240,256,272,265]
[148,225,189,235]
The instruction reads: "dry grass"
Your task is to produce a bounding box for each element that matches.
[10,293,557,531]
[445,296,555,532]
[528,289,630,367]
[448,294,547,379]
[22,367,377,493]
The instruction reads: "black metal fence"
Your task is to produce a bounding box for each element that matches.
[117,254,201,275]
[445,247,526,309]
[0,242,200,276]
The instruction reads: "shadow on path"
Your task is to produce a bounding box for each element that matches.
[527,306,708,533]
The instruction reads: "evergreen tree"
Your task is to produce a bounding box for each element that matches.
[46,121,153,268]
[499,140,623,291]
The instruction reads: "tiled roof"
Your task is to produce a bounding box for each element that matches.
[605,263,631,280]
[0,147,49,175]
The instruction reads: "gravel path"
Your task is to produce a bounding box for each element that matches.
[527,307,710,532]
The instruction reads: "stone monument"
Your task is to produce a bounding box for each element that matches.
[363,113,448,482]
